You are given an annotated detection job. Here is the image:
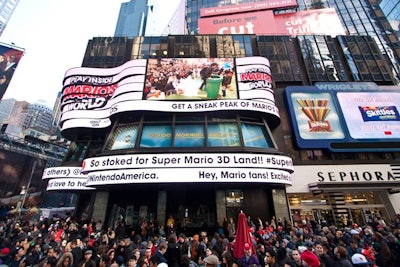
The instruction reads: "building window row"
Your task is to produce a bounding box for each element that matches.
[106,113,275,150]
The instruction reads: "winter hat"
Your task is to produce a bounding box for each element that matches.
[350,229,360,235]
[204,255,219,265]
[351,253,370,265]
[301,250,320,267]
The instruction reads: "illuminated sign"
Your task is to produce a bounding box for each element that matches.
[81,153,293,186]
[42,166,85,179]
[289,92,345,140]
[198,8,345,36]
[0,44,24,100]
[285,83,400,152]
[287,164,398,193]
[337,92,400,139]
[60,57,279,133]
[46,178,93,191]
[200,0,298,17]
[42,166,93,190]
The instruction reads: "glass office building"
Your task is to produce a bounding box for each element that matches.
[186,0,400,83]
[0,0,19,37]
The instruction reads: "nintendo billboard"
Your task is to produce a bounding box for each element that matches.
[60,57,280,133]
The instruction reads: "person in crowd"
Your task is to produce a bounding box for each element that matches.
[314,241,335,267]
[149,255,168,267]
[264,249,278,267]
[165,234,180,267]
[180,254,198,267]
[79,250,95,267]
[154,241,168,264]
[255,244,265,266]
[222,251,234,267]
[240,243,260,267]
[9,246,26,267]
[56,252,74,267]
[333,246,352,267]
[125,255,137,267]
[203,255,219,267]
[70,239,83,267]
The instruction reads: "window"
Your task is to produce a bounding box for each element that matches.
[140,124,172,148]
[174,124,205,147]
[107,124,139,150]
[105,113,276,150]
[208,123,240,147]
[241,123,273,148]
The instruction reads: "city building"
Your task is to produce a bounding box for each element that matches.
[114,0,149,37]
[44,0,400,230]
[1,101,55,137]
[145,0,186,35]
[0,97,15,124]
[187,0,400,83]
[0,97,70,218]
[0,0,19,37]
[380,0,400,38]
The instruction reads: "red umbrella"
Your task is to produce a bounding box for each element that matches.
[233,211,255,259]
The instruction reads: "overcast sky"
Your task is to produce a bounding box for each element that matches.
[0,0,123,108]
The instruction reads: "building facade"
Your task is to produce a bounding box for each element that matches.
[380,0,400,38]
[43,0,400,230]
[186,0,400,83]
[44,33,400,230]
[114,0,149,37]
[0,0,19,37]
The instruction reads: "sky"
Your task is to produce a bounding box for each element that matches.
[0,0,124,108]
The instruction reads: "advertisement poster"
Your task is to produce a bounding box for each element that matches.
[198,8,345,36]
[0,44,24,100]
[290,92,345,140]
[337,92,400,139]
[60,57,280,133]
[286,84,400,151]
[200,0,298,17]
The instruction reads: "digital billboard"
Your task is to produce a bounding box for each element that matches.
[200,0,298,17]
[60,57,279,133]
[0,43,24,100]
[43,153,295,188]
[198,8,345,36]
[285,83,400,152]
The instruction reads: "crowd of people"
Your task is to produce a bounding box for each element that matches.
[0,212,399,267]
[144,59,233,100]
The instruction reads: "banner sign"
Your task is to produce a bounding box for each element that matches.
[86,168,292,186]
[0,43,24,100]
[285,83,400,151]
[60,57,279,133]
[42,166,86,179]
[81,153,293,187]
[287,164,397,193]
[200,0,298,17]
[82,153,293,172]
[46,178,94,191]
[42,166,92,191]
[198,8,345,36]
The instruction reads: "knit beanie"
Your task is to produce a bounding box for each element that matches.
[301,250,320,267]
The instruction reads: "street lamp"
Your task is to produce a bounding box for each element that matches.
[16,186,26,216]
[18,160,37,217]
